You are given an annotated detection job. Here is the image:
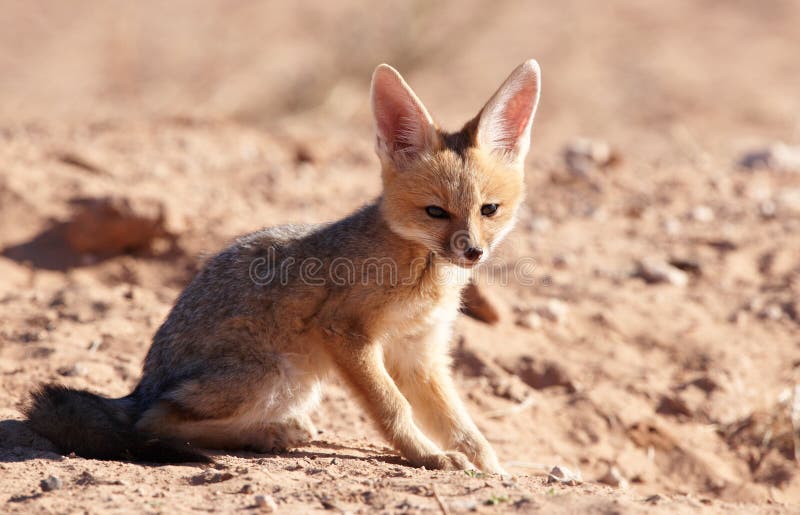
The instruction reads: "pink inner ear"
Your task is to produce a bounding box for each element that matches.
[478,63,540,157]
[502,80,538,147]
[382,112,414,152]
[373,72,427,154]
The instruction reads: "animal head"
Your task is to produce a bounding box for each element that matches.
[371,60,541,268]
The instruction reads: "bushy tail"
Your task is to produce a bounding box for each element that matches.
[24,384,209,463]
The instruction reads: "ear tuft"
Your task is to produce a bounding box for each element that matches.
[476,59,541,165]
[371,64,436,166]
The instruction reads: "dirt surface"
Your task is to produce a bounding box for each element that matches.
[1,1,799,513]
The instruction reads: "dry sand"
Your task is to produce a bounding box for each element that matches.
[1,1,799,513]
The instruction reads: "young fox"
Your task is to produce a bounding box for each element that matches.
[26,60,541,472]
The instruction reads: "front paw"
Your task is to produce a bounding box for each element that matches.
[474,453,507,475]
[420,451,475,471]
[480,462,508,475]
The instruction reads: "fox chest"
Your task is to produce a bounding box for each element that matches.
[375,282,463,342]
[379,294,460,379]
[385,299,455,335]
[376,263,467,336]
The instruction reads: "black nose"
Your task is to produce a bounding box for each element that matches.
[464,247,484,261]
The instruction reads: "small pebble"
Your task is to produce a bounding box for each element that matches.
[597,466,629,488]
[255,494,278,512]
[40,475,62,492]
[636,257,689,287]
[57,363,88,377]
[690,205,714,223]
[450,498,479,511]
[758,200,776,218]
[547,465,582,486]
[516,311,543,330]
[536,299,569,324]
[563,137,616,176]
[760,304,783,321]
[662,217,682,236]
[552,253,574,269]
[188,470,234,485]
[739,142,800,173]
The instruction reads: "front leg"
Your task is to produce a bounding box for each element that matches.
[331,339,474,471]
[387,328,506,474]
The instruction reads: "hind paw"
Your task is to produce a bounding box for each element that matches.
[285,414,316,445]
[249,416,315,454]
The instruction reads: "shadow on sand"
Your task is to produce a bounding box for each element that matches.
[1,223,93,271]
[0,419,63,463]
[0,420,404,468]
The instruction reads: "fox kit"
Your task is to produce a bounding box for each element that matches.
[25,60,541,472]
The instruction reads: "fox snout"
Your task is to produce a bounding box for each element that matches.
[448,230,486,267]
[463,247,483,261]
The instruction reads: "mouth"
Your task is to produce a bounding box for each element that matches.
[443,252,483,269]
[430,249,485,269]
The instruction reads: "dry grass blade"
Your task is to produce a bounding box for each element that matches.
[791,384,800,463]
[484,396,536,419]
[431,483,450,515]
[504,461,550,475]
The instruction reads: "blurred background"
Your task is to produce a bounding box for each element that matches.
[1,1,799,511]
[2,0,798,150]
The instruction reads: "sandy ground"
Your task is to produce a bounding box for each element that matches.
[1,1,799,513]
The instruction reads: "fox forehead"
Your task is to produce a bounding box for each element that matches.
[393,145,524,214]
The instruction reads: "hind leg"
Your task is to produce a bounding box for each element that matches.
[136,352,321,453]
[145,415,314,454]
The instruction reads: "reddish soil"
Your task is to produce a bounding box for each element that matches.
[1,1,799,513]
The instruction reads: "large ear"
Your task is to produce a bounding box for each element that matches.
[371,64,437,166]
[476,59,541,166]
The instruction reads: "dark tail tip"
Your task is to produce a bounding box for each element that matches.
[24,383,210,464]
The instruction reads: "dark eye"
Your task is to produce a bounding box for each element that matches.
[481,203,499,217]
[425,205,449,219]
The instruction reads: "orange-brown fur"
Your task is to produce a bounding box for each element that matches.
[24,61,541,472]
